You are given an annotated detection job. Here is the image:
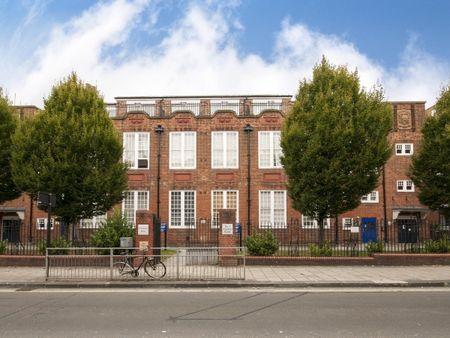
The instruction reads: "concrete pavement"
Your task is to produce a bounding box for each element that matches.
[1,265,450,288]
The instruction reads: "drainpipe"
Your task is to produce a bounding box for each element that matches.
[382,165,388,243]
[244,124,254,237]
[154,125,164,256]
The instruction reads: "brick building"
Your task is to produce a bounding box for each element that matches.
[0,96,438,248]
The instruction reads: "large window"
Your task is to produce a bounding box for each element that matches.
[361,191,379,203]
[211,132,239,168]
[170,132,196,169]
[259,190,286,228]
[397,180,415,192]
[301,215,331,229]
[170,191,196,228]
[123,132,149,169]
[395,143,414,156]
[258,131,282,168]
[211,190,238,228]
[123,191,149,225]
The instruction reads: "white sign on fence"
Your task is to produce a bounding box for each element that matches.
[222,223,233,235]
[350,226,360,233]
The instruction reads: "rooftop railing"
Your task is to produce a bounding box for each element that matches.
[109,101,288,118]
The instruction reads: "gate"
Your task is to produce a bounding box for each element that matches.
[2,219,21,243]
[361,217,377,243]
[397,219,419,243]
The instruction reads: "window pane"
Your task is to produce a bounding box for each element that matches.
[137,191,148,209]
[226,133,238,167]
[259,132,271,167]
[184,191,195,227]
[123,133,135,167]
[138,133,149,160]
[260,191,271,226]
[170,133,182,168]
[184,133,195,168]
[170,192,181,227]
[212,133,223,167]
[273,132,282,167]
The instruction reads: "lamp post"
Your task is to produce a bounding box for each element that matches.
[154,125,164,255]
[244,123,254,237]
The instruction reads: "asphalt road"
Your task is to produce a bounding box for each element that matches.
[1,288,450,337]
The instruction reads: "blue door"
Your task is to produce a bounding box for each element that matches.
[361,217,377,243]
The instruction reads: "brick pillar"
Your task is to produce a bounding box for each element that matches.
[135,211,153,253]
[218,209,238,266]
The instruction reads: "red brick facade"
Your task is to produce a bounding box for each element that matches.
[0,97,437,246]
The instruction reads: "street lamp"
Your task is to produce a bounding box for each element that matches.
[244,123,254,237]
[154,125,164,255]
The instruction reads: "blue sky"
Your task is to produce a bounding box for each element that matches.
[1,0,449,107]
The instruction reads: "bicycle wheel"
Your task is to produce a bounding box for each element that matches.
[144,259,166,279]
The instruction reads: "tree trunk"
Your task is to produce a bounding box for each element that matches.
[318,216,325,248]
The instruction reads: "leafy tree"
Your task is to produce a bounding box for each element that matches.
[410,85,450,218]
[11,73,128,226]
[90,209,134,249]
[281,58,392,246]
[0,89,21,202]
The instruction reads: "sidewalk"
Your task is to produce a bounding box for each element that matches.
[1,265,450,288]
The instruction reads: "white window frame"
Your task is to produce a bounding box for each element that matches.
[395,143,414,156]
[80,214,107,229]
[259,190,287,228]
[258,131,282,169]
[169,191,196,228]
[36,218,54,230]
[123,132,150,169]
[169,132,197,169]
[122,190,149,225]
[211,190,239,228]
[342,217,353,230]
[397,180,415,192]
[361,191,379,203]
[211,131,239,169]
[301,215,331,229]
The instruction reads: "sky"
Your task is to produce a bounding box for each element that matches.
[0,0,449,108]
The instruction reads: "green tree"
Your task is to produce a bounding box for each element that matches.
[0,89,21,202]
[410,85,450,218]
[281,58,392,246]
[11,73,128,227]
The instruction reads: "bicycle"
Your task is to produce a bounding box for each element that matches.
[114,251,166,279]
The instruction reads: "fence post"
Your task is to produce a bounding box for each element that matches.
[176,248,180,281]
[243,249,246,280]
[45,248,49,281]
[110,248,113,280]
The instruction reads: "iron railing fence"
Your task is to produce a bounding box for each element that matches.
[242,219,447,257]
[45,247,245,281]
[106,102,289,118]
[2,218,449,257]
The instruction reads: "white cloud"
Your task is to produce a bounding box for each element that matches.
[7,0,450,107]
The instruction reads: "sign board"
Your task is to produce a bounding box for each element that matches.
[235,223,241,234]
[139,241,148,250]
[137,224,149,235]
[350,226,360,233]
[222,223,233,235]
[160,223,168,233]
[37,192,56,207]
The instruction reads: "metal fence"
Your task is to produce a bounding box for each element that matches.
[45,247,245,281]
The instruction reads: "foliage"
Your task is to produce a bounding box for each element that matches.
[246,231,279,256]
[11,73,128,224]
[0,89,21,202]
[38,238,71,255]
[308,243,333,256]
[410,85,450,218]
[281,58,392,246]
[424,236,450,253]
[0,240,8,254]
[366,240,384,255]
[90,209,134,249]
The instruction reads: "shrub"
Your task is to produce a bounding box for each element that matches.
[38,238,71,255]
[0,240,8,254]
[424,235,450,253]
[90,209,134,251]
[366,241,384,255]
[246,231,279,256]
[309,243,332,257]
